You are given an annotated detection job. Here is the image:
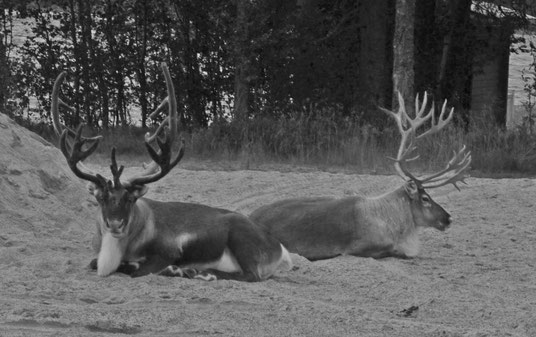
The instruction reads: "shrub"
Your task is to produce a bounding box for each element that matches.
[12,104,536,175]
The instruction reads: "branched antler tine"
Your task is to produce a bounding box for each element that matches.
[156,132,170,153]
[70,125,102,163]
[422,148,471,184]
[383,92,419,182]
[379,106,396,120]
[52,70,105,187]
[144,63,177,145]
[144,117,169,143]
[398,153,421,163]
[424,164,470,191]
[384,91,453,184]
[415,91,427,118]
[59,98,75,112]
[127,138,185,186]
[143,98,170,144]
[395,92,412,130]
[417,99,454,139]
[440,99,453,120]
[422,147,472,190]
[400,143,420,162]
[125,62,182,187]
[393,134,420,182]
[52,71,69,136]
[149,97,169,119]
[52,71,102,151]
[110,148,124,187]
[58,129,73,160]
[385,91,465,188]
[52,72,84,138]
[163,63,177,145]
[144,141,162,164]
[409,93,433,129]
[59,127,103,186]
[395,160,419,182]
[426,146,468,175]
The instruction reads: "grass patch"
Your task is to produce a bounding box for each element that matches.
[11,108,536,177]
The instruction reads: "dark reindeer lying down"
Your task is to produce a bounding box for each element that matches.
[52,63,292,282]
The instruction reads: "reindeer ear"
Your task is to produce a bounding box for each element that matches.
[87,182,100,196]
[404,181,420,200]
[128,185,148,199]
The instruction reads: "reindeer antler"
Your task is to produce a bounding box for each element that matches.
[52,71,105,187]
[124,62,184,187]
[381,91,471,190]
[420,145,472,191]
[52,62,184,188]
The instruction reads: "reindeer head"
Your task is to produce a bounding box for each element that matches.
[403,181,451,231]
[382,91,471,231]
[83,149,150,238]
[52,63,183,239]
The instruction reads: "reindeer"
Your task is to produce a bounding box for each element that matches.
[250,92,471,260]
[52,63,292,281]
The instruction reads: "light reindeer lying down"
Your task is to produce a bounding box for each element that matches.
[52,63,292,281]
[250,92,471,260]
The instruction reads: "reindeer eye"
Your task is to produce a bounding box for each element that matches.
[421,195,431,203]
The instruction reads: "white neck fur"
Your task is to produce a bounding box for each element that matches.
[97,232,124,276]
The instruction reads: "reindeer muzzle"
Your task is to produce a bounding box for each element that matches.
[106,219,126,237]
[436,215,452,231]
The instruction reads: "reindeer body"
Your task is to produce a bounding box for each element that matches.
[91,198,292,281]
[53,63,292,282]
[251,185,442,260]
[251,92,471,262]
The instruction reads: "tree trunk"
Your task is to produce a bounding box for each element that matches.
[0,32,7,112]
[414,0,437,94]
[136,0,149,128]
[435,0,471,123]
[68,0,81,126]
[357,0,393,114]
[392,0,415,115]
[78,0,93,127]
[233,0,249,122]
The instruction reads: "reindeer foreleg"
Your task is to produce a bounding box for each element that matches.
[88,258,142,275]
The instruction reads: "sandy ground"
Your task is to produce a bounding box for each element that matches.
[1,112,536,337]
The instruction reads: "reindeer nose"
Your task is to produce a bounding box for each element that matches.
[108,219,125,231]
[446,216,452,224]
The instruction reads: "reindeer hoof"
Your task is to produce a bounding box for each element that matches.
[193,272,217,281]
[184,268,217,281]
[89,258,98,270]
[158,265,184,277]
[116,261,141,275]
[158,266,217,281]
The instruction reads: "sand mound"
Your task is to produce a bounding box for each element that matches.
[0,113,94,279]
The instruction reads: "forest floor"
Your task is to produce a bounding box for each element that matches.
[1,112,536,336]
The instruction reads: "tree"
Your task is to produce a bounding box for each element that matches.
[233,0,250,122]
[392,0,415,115]
[0,18,8,112]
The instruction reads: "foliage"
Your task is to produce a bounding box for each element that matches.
[2,0,536,175]
[3,0,235,129]
[3,0,536,128]
[25,101,536,175]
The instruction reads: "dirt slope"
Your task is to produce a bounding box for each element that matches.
[1,113,535,336]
